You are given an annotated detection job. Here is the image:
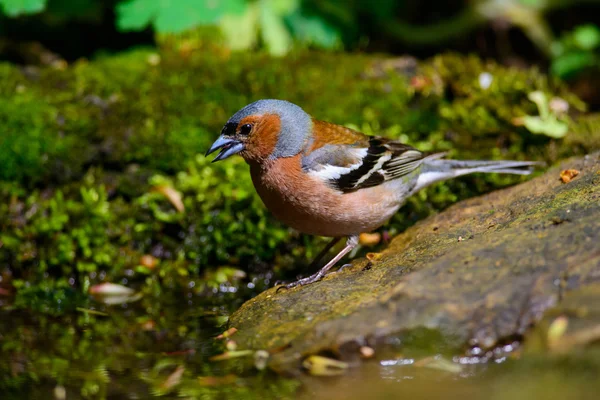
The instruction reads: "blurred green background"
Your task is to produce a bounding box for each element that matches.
[2,0,600,124]
[1,0,599,299]
[2,0,600,96]
[1,1,600,398]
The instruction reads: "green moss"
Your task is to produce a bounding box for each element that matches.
[0,93,83,183]
[0,41,599,298]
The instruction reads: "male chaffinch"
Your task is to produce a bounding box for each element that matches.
[206,99,539,288]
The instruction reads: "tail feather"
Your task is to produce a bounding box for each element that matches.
[412,156,543,194]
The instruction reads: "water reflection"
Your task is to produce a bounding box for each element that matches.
[2,295,599,400]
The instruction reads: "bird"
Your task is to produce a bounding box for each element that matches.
[206,99,540,289]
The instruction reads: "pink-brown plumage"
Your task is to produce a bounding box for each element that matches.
[249,155,401,237]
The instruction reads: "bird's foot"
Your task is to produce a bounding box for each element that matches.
[275,236,359,293]
[276,271,326,292]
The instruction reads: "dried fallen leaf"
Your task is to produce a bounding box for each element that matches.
[159,365,184,392]
[414,356,462,373]
[359,346,375,358]
[216,327,238,340]
[302,355,348,376]
[153,185,184,212]
[560,169,580,183]
[75,307,109,317]
[197,374,238,387]
[89,282,134,296]
[550,324,600,354]
[210,350,254,361]
[359,232,381,246]
[366,252,383,262]
[546,315,600,353]
[89,283,142,305]
[547,315,569,348]
[140,255,158,269]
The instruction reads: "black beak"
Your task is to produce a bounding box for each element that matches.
[205,135,244,162]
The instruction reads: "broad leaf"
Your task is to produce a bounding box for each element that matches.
[522,115,568,138]
[116,0,246,33]
[220,2,259,50]
[551,51,597,80]
[0,0,46,17]
[286,9,341,49]
[573,24,600,51]
[270,0,298,15]
[259,0,292,56]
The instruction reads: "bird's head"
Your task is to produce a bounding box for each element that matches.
[206,99,312,163]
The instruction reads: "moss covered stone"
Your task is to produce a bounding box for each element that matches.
[229,152,600,373]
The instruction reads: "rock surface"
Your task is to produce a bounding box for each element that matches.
[229,152,600,373]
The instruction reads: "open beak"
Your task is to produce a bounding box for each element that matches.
[205,135,244,162]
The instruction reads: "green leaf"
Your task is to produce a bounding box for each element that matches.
[523,91,569,138]
[286,10,341,49]
[0,0,46,17]
[220,1,259,50]
[522,115,568,138]
[573,24,600,51]
[528,91,549,119]
[116,0,158,31]
[551,51,597,79]
[116,0,246,33]
[270,0,298,15]
[259,0,292,55]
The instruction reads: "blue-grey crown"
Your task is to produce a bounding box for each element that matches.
[226,99,312,159]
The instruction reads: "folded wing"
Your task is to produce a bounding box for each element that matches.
[302,130,427,193]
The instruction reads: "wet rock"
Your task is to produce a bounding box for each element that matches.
[229,152,600,373]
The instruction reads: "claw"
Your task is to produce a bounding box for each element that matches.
[283,272,326,289]
[275,284,289,293]
[274,270,328,293]
[274,235,359,293]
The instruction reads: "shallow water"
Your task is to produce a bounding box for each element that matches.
[1,291,599,400]
[301,354,600,400]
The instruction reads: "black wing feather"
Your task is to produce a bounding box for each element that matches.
[332,137,424,193]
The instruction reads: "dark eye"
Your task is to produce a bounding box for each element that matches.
[239,124,252,135]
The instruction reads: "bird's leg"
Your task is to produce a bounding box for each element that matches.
[274,237,341,287]
[308,236,342,269]
[283,235,359,289]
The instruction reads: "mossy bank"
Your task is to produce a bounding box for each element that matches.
[1,36,600,306]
